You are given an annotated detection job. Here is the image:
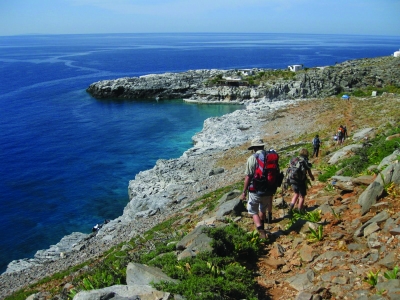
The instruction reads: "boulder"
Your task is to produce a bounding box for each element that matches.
[351,128,374,141]
[215,198,245,217]
[175,225,213,260]
[73,285,169,300]
[378,150,400,171]
[126,263,177,286]
[328,144,363,165]
[358,161,400,214]
[354,210,390,237]
[351,175,375,186]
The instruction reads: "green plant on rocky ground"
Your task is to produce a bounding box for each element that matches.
[363,270,380,286]
[385,182,400,199]
[307,225,324,242]
[69,256,126,297]
[206,223,264,260]
[285,209,322,231]
[318,164,339,182]
[153,260,258,300]
[303,210,322,223]
[285,210,303,230]
[324,183,335,192]
[148,223,262,300]
[384,266,399,280]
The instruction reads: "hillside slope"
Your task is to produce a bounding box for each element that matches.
[5,94,400,300]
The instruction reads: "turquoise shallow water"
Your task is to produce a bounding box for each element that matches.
[0,33,399,272]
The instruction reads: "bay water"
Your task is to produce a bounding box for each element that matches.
[0,33,399,272]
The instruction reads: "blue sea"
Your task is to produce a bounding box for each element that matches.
[0,33,399,272]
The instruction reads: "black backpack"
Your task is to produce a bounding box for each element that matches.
[287,156,307,184]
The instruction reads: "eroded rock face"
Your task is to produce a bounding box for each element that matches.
[87,56,400,102]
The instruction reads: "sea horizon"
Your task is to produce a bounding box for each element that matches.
[2,31,400,37]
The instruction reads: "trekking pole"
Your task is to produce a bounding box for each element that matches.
[281,170,289,218]
[282,191,285,217]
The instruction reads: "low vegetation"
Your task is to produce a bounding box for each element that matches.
[246,69,297,85]
[150,224,263,300]
[350,85,400,97]
[206,69,297,87]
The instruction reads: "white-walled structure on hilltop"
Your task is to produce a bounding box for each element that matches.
[288,64,303,72]
[394,49,400,57]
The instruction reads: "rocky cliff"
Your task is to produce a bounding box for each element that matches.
[87,56,400,102]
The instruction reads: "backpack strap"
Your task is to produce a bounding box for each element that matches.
[254,150,267,170]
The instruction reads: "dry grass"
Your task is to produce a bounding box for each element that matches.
[216,95,400,171]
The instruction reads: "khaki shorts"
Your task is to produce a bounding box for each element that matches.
[247,192,273,215]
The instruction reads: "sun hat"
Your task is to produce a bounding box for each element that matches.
[248,138,265,150]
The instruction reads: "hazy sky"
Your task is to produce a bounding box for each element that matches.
[0,0,399,36]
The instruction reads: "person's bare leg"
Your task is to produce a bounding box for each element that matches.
[298,195,305,210]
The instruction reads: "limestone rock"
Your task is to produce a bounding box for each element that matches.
[286,269,315,291]
[73,285,168,300]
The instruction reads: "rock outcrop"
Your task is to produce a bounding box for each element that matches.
[87,56,400,102]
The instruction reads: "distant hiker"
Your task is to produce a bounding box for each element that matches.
[287,148,315,215]
[343,126,348,141]
[312,134,321,158]
[240,138,283,239]
[337,125,345,145]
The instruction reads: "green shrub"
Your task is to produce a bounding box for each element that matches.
[153,259,258,300]
[206,223,263,261]
[318,165,338,182]
[140,242,177,264]
[147,223,262,300]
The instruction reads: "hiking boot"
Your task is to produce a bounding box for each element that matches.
[257,228,266,239]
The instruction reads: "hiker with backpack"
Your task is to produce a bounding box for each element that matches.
[312,134,321,158]
[287,148,315,215]
[337,125,345,145]
[343,126,348,141]
[240,138,283,239]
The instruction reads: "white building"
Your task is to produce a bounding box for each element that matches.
[394,49,400,57]
[238,69,255,76]
[288,64,303,72]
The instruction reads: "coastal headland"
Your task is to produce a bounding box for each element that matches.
[1,55,400,299]
[86,56,400,103]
